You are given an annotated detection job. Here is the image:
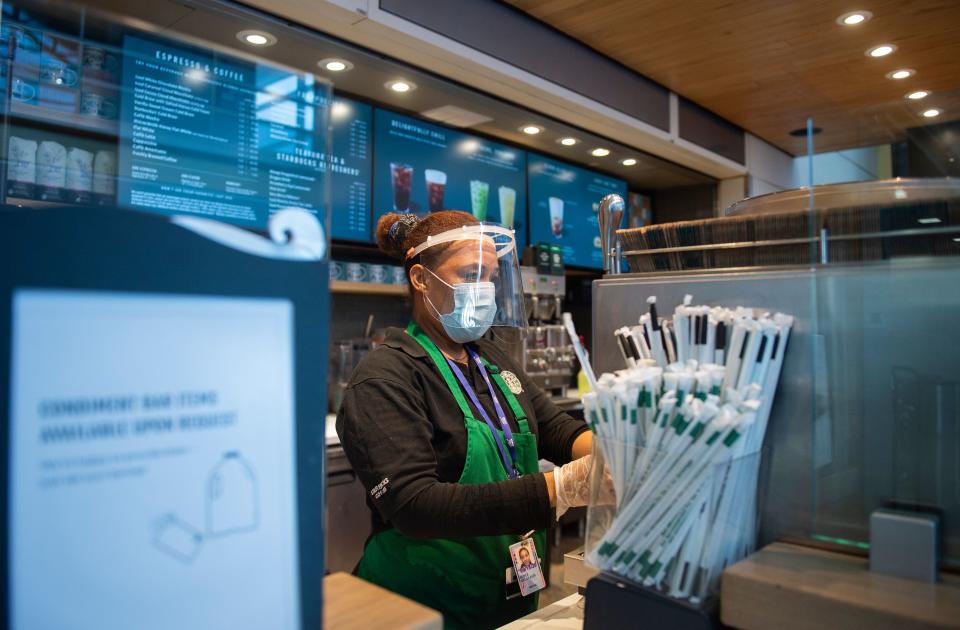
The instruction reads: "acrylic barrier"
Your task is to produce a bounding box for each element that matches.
[592,258,960,571]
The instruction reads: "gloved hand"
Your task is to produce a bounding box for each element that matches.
[553,454,616,519]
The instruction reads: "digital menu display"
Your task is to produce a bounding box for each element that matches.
[527,153,627,269]
[329,97,372,242]
[118,34,329,229]
[373,109,527,248]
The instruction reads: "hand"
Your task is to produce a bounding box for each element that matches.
[553,455,616,519]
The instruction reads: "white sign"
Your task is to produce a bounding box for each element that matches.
[10,290,299,630]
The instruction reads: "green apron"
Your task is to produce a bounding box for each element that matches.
[357,322,548,629]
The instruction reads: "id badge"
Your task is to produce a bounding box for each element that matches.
[508,538,546,597]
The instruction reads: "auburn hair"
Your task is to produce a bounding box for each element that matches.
[375,210,479,261]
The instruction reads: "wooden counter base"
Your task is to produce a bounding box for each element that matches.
[721,542,960,629]
[324,572,442,630]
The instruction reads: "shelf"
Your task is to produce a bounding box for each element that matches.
[5,197,72,209]
[622,225,960,257]
[331,280,407,296]
[8,102,119,139]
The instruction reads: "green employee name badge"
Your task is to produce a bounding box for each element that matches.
[507,536,546,598]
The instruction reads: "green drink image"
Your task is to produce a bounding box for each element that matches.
[470,180,489,221]
[498,186,516,228]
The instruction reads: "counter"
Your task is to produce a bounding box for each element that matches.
[499,593,585,629]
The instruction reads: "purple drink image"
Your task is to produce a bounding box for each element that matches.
[391,162,413,212]
[425,169,446,212]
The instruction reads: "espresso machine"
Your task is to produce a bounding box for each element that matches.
[519,266,577,397]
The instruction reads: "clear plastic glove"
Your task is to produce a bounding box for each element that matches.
[554,454,616,519]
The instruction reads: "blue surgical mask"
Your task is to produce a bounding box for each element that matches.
[427,270,498,342]
[440,282,497,343]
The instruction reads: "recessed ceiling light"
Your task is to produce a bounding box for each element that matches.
[521,125,543,135]
[319,58,353,72]
[591,148,610,157]
[236,30,276,47]
[906,90,930,100]
[385,80,416,93]
[922,108,941,118]
[917,217,941,224]
[558,137,578,146]
[836,10,872,26]
[887,68,916,80]
[621,158,638,166]
[866,44,897,58]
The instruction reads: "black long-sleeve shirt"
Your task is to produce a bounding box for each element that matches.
[336,326,588,540]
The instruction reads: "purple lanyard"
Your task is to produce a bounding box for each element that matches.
[445,347,519,480]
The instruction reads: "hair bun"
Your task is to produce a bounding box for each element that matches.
[375,212,421,260]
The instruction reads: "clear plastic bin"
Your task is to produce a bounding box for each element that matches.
[585,436,767,606]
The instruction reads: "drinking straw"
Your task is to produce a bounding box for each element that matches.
[563,312,597,391]
[586,298,793,605]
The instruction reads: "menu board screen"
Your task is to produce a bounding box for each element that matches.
[373,109,527,248]
[118,34,330,229]
[329,97,371,242]
[527,153,627,269]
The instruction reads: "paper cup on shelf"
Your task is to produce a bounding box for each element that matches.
[346,262,367,283]
[368,264,388,284]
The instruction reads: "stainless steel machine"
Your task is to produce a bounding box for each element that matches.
[518,265,577,397]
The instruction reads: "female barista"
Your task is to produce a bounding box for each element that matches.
[336,210,599,629]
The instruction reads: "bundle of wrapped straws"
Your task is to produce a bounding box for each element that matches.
[564,296,794,604]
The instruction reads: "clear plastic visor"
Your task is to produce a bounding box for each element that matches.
[410,224,527,334]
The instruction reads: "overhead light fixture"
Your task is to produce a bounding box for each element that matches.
[318,58,353,72]
[591,148,610,157]
[887,68,915,80]
[558,137,577,146]
[836,10,872,26]
[906,90,930,100]
[236,30,276,47]
[385,80,416,93]
[866,44,896,58]
[621,158,638,166]
[521,125,543,135]
[922,108,941,118]
[917,217,941,224]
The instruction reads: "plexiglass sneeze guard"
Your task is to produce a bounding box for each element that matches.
[591,256,960,572]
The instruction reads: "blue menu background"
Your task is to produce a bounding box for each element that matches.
[118,34,330,229]
[527,153,627,269]
[372,109,527,248]
[329,97,372,242]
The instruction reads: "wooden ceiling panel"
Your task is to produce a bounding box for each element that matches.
[506,0,960,155]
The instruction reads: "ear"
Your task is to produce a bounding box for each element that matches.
[409,263,428,293]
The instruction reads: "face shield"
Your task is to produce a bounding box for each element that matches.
[409,224,526,343]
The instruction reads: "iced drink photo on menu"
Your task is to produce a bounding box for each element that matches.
[549,196,564,237]
[470,180,489,221]
[391,162,413,212]
[498,186,516,228]
[425,169,446,212]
